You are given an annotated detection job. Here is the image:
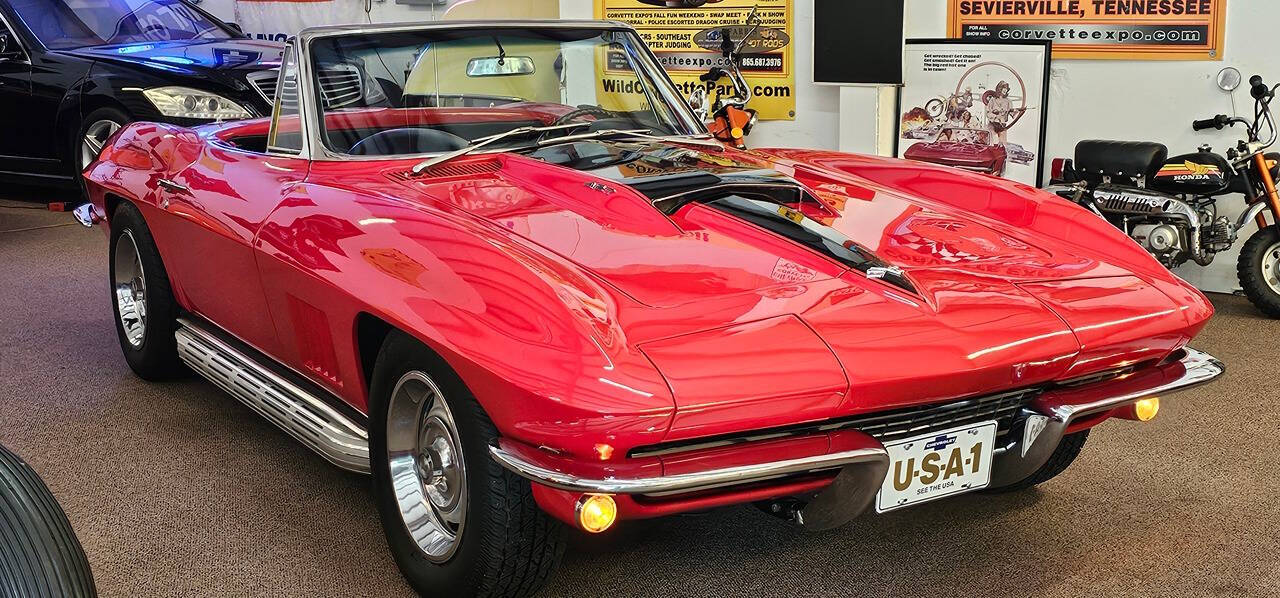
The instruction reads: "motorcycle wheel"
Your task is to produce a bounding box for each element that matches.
[1236,226,1280,318]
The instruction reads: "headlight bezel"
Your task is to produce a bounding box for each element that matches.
[141,86,253,121]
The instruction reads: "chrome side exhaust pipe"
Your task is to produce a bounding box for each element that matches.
[175,319,371,473]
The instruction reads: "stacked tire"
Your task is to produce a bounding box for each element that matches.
[0,444,96,598]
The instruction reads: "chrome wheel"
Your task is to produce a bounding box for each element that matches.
[1262,241,1280,295]
[386,370,467,563]
[81,119,122,169]
[113,230,147,349]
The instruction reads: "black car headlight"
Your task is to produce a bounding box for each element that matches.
[142,86,252,120]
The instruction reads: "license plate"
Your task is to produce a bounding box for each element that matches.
[875,421,997,513]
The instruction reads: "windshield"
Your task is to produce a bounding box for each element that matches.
[11,0,231,50]
[305,27,701,158]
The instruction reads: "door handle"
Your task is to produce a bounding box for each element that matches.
[157,178,189,194]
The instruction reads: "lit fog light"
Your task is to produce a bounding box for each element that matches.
[576,494,617,533]
[1133,397,1160,421]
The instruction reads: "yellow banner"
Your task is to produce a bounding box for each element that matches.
[594,0,795,121]
[947,0,1227,60]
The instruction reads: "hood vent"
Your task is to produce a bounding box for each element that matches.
[658,183,917,295]
[387,159,502,181]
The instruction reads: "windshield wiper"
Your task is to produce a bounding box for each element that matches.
[536,129,725,150]
[411,122,589,174]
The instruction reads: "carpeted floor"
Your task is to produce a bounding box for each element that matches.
[2,204,1277,597]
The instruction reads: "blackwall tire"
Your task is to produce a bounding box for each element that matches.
[1236,226,1280,318]
[369,332,566,598]
[109,202,184,380]
[0,444,97,598]
[986,430,1089,493]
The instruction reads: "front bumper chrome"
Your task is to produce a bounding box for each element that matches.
[990,347,1222,486]
[489,444,887,497]
[493,347,1223,525]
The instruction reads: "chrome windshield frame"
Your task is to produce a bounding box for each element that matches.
[290,20,707,162]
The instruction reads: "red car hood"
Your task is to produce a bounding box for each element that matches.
[391,140,1207,438]
[396,140,1127,302]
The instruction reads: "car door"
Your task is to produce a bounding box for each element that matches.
[149,45,306,358]
[153,136,309,357]
[26,49,87,179]
[0,12,32,176]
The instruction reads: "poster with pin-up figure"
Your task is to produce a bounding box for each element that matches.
[896,40,1052,187]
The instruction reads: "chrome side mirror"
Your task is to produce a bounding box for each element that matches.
[688,86,709,121]
[1217,67,1242,92]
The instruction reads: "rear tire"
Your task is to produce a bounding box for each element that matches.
[1237,226,1280,318]
[0,444,97,598]
[987,430,1090,493]
[369,332,566,598]
[109,202,184,380]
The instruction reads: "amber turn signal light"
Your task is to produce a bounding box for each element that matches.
[1132,397,1160,422]
[576,494,617,533]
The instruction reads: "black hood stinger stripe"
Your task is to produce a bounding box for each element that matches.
[524,138,917,295]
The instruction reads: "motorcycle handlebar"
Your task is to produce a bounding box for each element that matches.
[1192,116,1226,131]
[1252,75,1271,100]
[1187,115,1228,131]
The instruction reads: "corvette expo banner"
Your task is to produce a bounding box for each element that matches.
[594,0,795,120]
[234,0,367,42]
[947,0,1226,60]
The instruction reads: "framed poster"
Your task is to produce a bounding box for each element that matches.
[895,39,1051,187]
[946,0,1225,61]
[594,0,796,120]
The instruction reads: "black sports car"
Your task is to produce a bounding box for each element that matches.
[0,0,283,193]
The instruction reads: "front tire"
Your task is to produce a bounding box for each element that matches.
[1237,226,1280,318]
[0,444,97,598]
[988,430,1089,493]
[369,333,566,597]
[109,202,183,380]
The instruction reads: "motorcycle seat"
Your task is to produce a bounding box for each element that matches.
[1074,140,1169,181]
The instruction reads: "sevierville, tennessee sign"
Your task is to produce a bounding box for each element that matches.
[947,0,1226,60]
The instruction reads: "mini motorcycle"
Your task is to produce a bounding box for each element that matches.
[1049,74,1280,317]
[687,7,761,149]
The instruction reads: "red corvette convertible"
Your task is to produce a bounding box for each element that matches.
[904,127,1009,176]
[77,21,1223,597]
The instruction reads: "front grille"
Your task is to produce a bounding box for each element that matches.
[247,65,362,109]
[247,69,279,105]
[629,388,1039,458]
[839,388,1037,444]
[317,64,363,108]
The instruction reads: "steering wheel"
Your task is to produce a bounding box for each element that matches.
[540,106,622,143]
[552,106,619,126]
